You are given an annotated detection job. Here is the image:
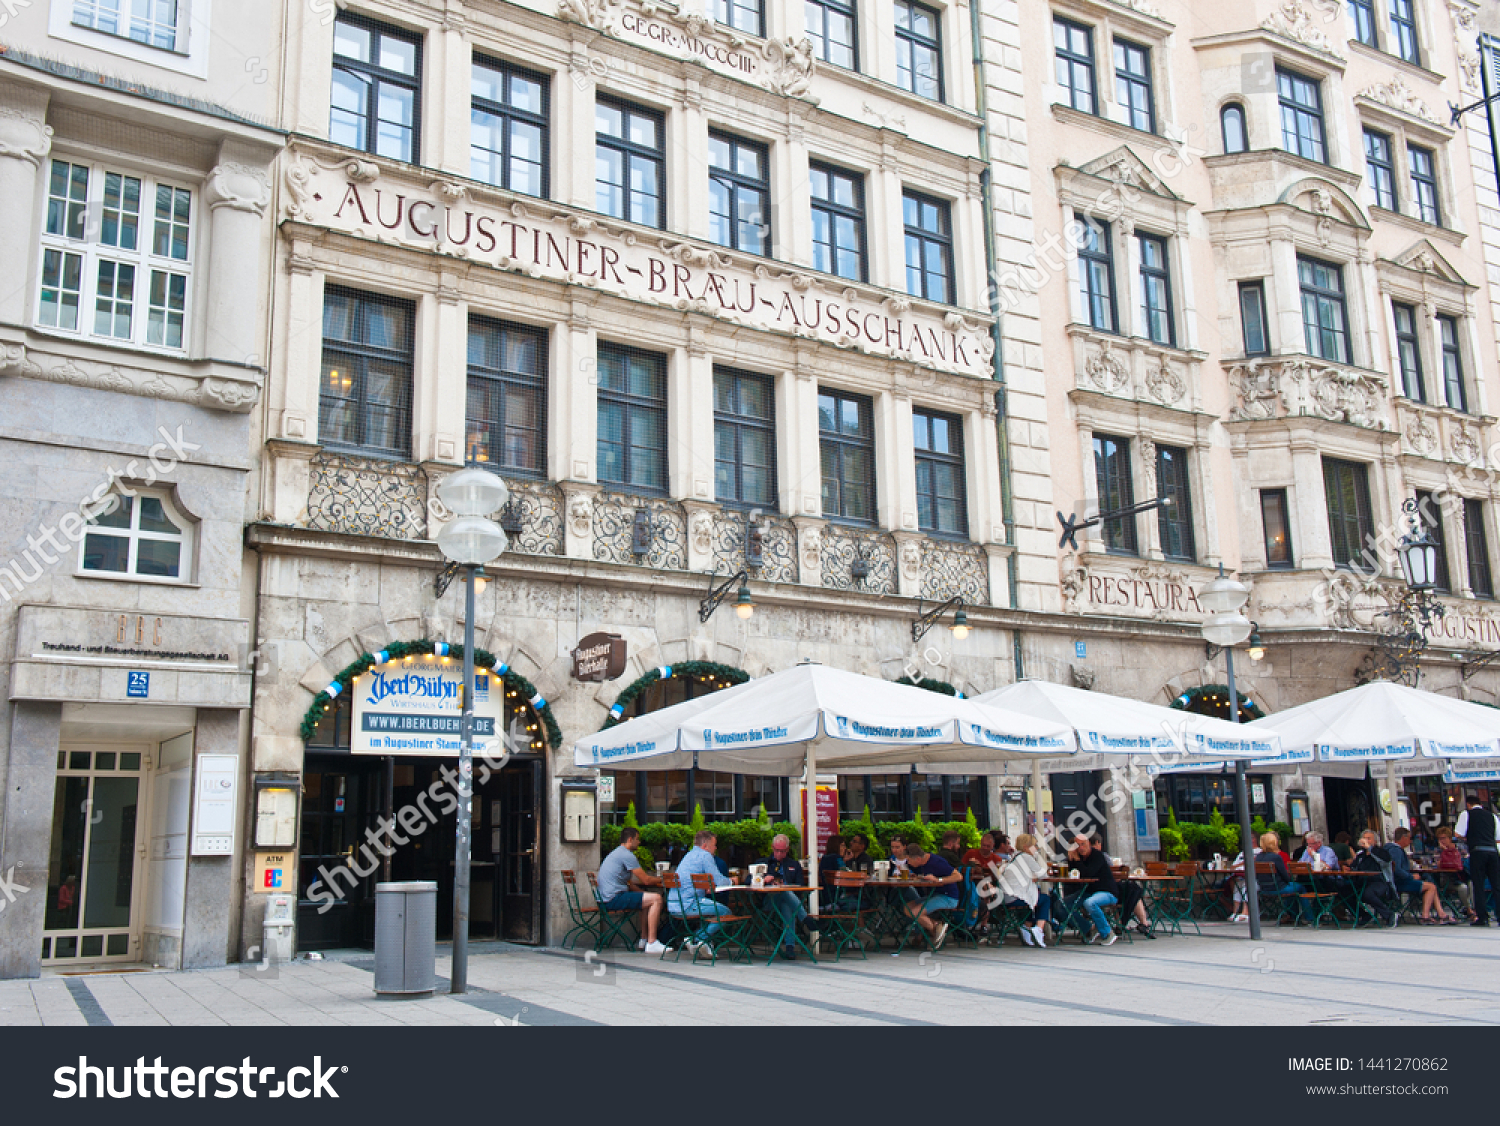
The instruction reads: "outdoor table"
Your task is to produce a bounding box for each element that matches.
[1041,877,1099,940]
[714,884,822,965]
[861,878,956,951]
[1118,874,1183,933]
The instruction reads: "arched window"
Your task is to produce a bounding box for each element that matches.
[1221,103,1247,154]
[79,488,195,581]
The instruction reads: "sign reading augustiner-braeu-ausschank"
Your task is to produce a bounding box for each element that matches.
[284,154,993,379]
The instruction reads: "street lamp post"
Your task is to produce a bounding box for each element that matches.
[434,468,510,994]
[1200,567,1260,940]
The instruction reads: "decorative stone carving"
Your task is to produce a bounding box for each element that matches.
[1144,358,1185,405]
[1138,437,1157,497]
[761,37,816,99]
[1310,187,1334,246]
[567,493,594,539]
[1309,366,1385,427]
[1070,664,1097,690]
[861,101,907,132]
[1229,359,1288,421]
[206,162,272,216]
[690,509,714,555]
[1404,414,1439,457]
[0,105,53,167]
[1451,423,1483,467]
[343,159,380,184]
[800,525,821,572]
[0,342,261,413]
[557,0,622,31]
[1358,76,1442,126]
[899,540,922,582]
[1260,0,1340,57]
[1448,1,1481,94]
[1060,555,1089,615]
[1083,341,1130,393]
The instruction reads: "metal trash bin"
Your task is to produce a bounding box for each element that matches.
[374,880,437,996]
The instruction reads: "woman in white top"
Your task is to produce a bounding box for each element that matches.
[986,833,1053,947]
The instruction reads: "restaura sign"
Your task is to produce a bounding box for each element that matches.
[572,632,628,682]
[351,659,506,756]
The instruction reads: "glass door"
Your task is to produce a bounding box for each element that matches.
[44,748,148,964]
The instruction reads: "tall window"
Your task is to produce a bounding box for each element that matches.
[1138,233,1174,346]
[1438,314,1466,411]
[913,409,967,537]
[73,0,181,49]
[1221,103,1247,153]
[471,58,548,198]
[1364,128,1397,210]
[596,344,668,493]
[1278,68,1326,164]
[1054,18,1096,114]
[1261,488,1294,569]
[712,0,764,36]
[319,287,415,458]
[1465,499,1493,599]
[1093,433,1136,555]
[806,0,857,68]
[1414,490,1451,592]
[708,132,770,255]
[1323,457,1375,571]
[596,99,664,229]
[1239,281,1270,356]
[1389,0,1419,64]
[1298,256,1349,363]
[80,490,192,580]
[1409,145,1440,225]
[1349,0,1376,46]
[819,389,875,524]
[895,0,943,101]
[1114,39,1155,133]
[331,16,421,163]
[810,164,866,281]
[465,318,547,476]
[1156,445,1195,562]
[37,160,193,350]
[1392,302,1425,401]
[903,191,953,304]
[714,367,777,510]
[1078,216,1117,333]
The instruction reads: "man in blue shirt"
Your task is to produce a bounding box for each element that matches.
[1297,830,1340,870]
[902,844,962,949]
[755,833,823,960]
[596,827,666,953]
[669,829,735,948]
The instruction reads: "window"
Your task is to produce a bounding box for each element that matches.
[1278,68,1326,164]
[714,367,777,509]
[810,164,866,281]
[1389,0,1419,64]
[712,0,763,36]
[36,160,193,350]
[1414,490,1451,592]
[895,0,943,101]
[708,132,770,255]
[1409,145,1440,225]
[470,58,548,198]
[80,490,192,580]
[465,318,547,476]
[1438,314,1466,411]
[72,0,181,49]
[596,344,668,494]
[1364,129,1397,211]
[1221,103,1247,153]
[1054,18,1096,114]
[913,409,967,537]
[1138,233,1174,346]
[1261,488,1294,568]
[1323,457,1375,571]
[1465,499,1493,598]
[805,0,857,69]
[1114,39,1155,133]
[319,287,415,458]
[819,389,875,524]
[595,99,664,229]
[331,16,421,163]
[1392,302,1425,400]
[1298,256,1350,363]
[1239,281,1270,356]
[1078,216,1117,333]
[1093,433,1136,555]
[903,191,953,304]
[1349,0,1376,47]
[1155,445,1195,562]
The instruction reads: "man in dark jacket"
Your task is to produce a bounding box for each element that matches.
[1457,794,1500,926]
[1063,834,1120,946]
[756,833,821,958]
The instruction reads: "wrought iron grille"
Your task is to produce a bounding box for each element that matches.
[306,451,428,540]
[592,492,687,570]
[497,479,564,556]
[820,525,896,594]
[711,510,798,585]
[920,539,988,603]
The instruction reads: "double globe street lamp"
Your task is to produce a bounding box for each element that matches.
[434,467,510,994]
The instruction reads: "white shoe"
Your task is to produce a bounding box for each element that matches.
[932,922,949,949]
[644,940,667,954]
[1100,931,1119,946]
[1030,924,1048,948]
[1020,925,1035,946]
[681,939,701,954]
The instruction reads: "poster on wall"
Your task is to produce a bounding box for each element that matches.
[351,659,506,756]
[1132,789,1160,853]
[797,782,839,858]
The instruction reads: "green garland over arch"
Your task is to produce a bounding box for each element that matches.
[895,676,963,697]
[298,638,563,749]
[1170,683,1266,722]
[600,660,751,730]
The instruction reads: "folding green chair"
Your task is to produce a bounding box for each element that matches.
[659,873,703,960]
[690,874,755,965]
[586,870,638,951]
[1148,864,1200,936]
[946,869,984,949]
[560,870,603,950]
[821,873,869,961]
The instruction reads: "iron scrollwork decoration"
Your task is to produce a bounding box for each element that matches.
[1372,498,1447,686]
[592,492,688,570]
[711,510,799,584]
[920,539,989,604]
[307,451,429,540]
[820,526,896,594]
[497,479,564,556]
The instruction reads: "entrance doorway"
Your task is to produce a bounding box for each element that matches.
[43,746,148,965]
[1051,770,1106,851]
[1323,773,1378,842]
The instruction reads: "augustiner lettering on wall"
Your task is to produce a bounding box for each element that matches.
[282,150,993,380]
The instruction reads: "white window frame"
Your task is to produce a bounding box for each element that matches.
[35,157,196,354]
[48,0,213,78]
[76,487,197,585]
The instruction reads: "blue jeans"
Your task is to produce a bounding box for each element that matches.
[1007,895,1051,924]
[771,891,808,932]
[671,899,730,937]
[1076,891,1118,937]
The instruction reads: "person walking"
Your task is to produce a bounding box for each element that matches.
[1456,793,1500,927]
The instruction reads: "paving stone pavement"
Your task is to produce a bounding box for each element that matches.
[1,924,1496,1026]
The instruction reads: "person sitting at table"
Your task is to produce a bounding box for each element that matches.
[936,830,966,869]
[1092,834,1155,940]
[820,834,852,912]
[1253,831,1311,921]
[1350,830,1399,925]
[994,833,1015,858]
[887,834,911,873]
[844,833,876,875]
[961,832,999,869]
[1062,833,1120,945]
[669,830,736,950]
[1387,827,1457,925]
[986,832,1052,947]
[755,833,823,959]
[1434,826,1475,921]
[1298,830,1339,870]
[901,843,963,949]
[596,826,668,954]
[1331,831,1354,867]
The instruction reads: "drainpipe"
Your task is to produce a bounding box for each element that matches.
[969,0,1024,683]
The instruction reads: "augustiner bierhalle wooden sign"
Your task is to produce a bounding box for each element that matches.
[572,633,627,682]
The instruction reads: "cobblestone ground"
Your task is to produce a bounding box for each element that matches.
[2,923,1496,1026]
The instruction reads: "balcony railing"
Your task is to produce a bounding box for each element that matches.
[306,451,429,540]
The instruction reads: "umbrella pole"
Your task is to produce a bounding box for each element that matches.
[1030,760,1044,845]
[805,741,819,953]
[1384,759,1398,841]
